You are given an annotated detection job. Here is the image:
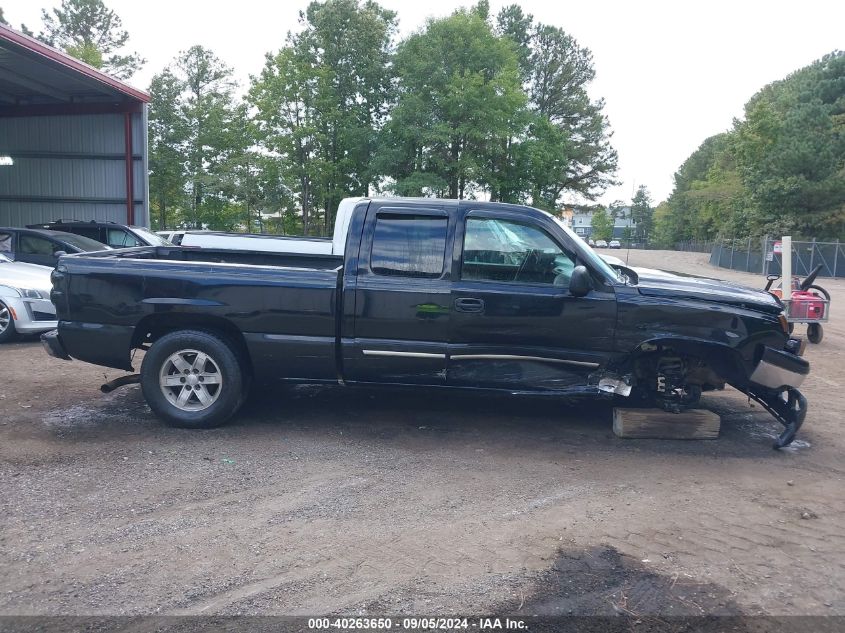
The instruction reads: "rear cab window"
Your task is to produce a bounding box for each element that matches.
[370,213,448,278]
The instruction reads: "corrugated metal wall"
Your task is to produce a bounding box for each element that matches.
[0,111,148,228]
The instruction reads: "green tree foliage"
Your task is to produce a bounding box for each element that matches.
[630,185,654,242]
[379,5,525,199]
[176,46,248,230]
[148,70,186,229]
[733,51,845,237]
[38,0,144,78]
[659,51,845,242]
[590,206,613,241]
[147,47,251,231]
[250,0,397,234]
[380,3,616,208]
[148,1,617,236]
[522,23,618,208]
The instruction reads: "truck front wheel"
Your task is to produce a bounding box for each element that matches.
[141,330,245,429]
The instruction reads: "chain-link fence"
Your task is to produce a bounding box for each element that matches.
[674,239,716,253]
[709,238,845,278]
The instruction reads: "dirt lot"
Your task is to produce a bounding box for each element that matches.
[0,250,843,619]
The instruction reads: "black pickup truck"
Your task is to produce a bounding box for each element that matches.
[42,198,810,447]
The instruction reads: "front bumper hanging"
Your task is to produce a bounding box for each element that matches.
[747,344,810,449]
[746,386,808,449]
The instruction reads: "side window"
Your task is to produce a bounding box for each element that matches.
[0,232,11,253]
[107,229,142,248]
[19,235,57,255]
[370,214,448,278]
[462,217,574,285]
[70,227,101,241]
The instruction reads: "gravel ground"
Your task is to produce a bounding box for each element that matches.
[0,250,843,618]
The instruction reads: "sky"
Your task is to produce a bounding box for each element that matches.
[4,0,844,205]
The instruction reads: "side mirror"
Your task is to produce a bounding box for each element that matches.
[53,250,68,257]
[569,265,593,297]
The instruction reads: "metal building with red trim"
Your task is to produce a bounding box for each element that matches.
[0,23,150,228]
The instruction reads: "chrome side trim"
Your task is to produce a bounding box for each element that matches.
[450,354,600,368]
[362,350,446,359]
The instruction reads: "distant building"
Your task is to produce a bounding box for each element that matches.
[0,24,150,228]
[609,207,635,239]
[569,206,635,239]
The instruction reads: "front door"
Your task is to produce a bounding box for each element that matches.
[343,203,454,384]
[448,211,617,391]
[16,233,60,267]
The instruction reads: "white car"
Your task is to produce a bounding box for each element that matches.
[156,230,186,245]
[595,239,608,248]
[609,240,621,249]
[0,254,56,343]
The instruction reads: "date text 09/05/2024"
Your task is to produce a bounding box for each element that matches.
[307,617,528,630]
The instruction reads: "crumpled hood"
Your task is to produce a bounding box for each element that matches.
[635,268,783,315]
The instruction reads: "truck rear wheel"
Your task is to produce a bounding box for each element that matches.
[141,330,245,429]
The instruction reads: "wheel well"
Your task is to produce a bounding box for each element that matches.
[624,339,748,387]
[131,314,253,375]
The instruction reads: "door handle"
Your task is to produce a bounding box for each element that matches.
[454,297,485,313]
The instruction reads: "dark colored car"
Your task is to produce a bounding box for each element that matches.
[42,198,809,448]
[27,220,171,249]
[0,227,110,267]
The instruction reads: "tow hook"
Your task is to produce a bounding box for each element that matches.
[747,386,808,449]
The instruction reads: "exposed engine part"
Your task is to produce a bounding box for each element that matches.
[644,355,704,412]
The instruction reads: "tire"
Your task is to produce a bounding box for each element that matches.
[0,300,17,343]
[807,323,823,344]
[141,329,245,428]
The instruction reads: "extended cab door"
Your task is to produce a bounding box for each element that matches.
[448,209,617,391]
[342,201,454,384]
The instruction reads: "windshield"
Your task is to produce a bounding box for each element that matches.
[53,233,112,252]
[133,227,172,246]
[549,215,620,282]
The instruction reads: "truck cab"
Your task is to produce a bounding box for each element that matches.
[339,198,619,392]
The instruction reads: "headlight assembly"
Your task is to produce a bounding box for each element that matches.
[19,288,46,300]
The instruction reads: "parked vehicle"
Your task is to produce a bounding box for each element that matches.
[156,230,188,245]
[0,227,110,267]
[595,239,608,248]
[609,240,621,249]
[177,207,357,255]
[588,238,596,247]
[42,197,809,447]
[0,254,56,342]
[28,220,171,248]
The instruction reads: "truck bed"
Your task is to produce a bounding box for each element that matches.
[53,246,344,376]
[94,245,343,271]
